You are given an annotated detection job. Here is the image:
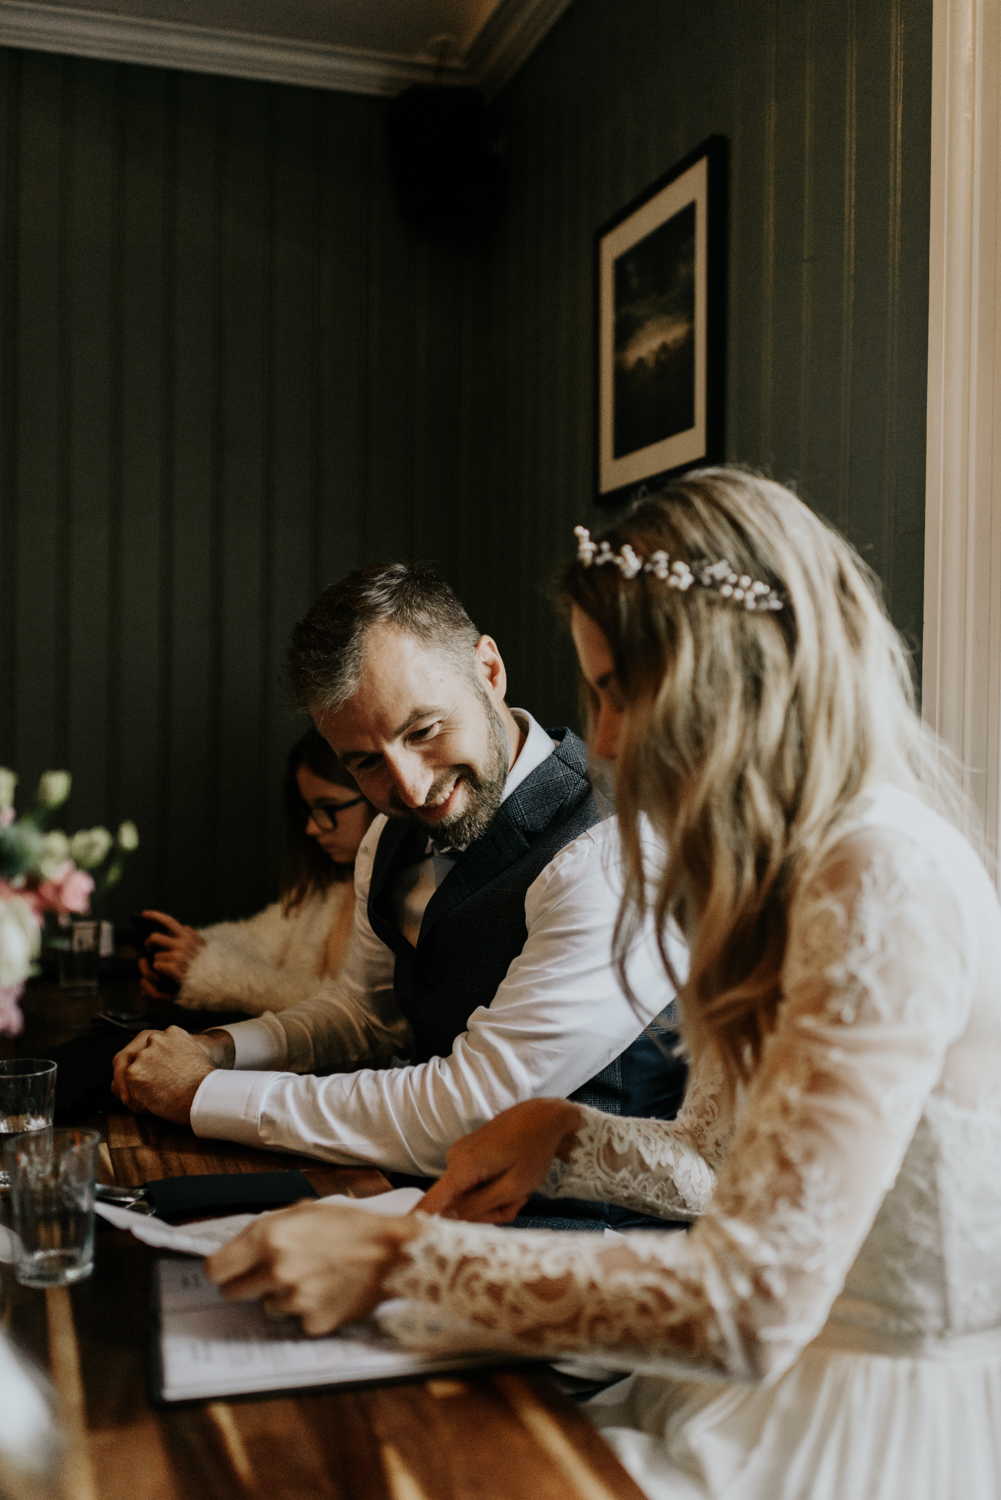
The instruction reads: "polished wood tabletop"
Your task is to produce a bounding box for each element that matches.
[2,976,646,1500]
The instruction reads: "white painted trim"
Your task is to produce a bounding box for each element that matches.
[0,3,464,94]
[923,0,1001,881]
[467,0,575,98]
[0,0,573,96]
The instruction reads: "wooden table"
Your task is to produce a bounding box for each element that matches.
[2,978,646,1500]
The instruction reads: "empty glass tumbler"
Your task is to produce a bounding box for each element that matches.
[4,1127,100,1287]
[0,1059,57,1189]
[57,919,113,991]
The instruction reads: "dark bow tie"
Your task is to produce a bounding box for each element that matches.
[428,840,461,888]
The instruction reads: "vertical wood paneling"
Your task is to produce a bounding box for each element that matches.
[0,2,935,921]
[315,94,368,591]
[882,0,905,592]
[166,71,222,920]
[892,0,932,649]
[461,0,932,722]
[838,0,859,536]
[0,48,467,923]
[758,1,779,469]
[216,76,270,920]
[15,52,64,776]
[116,66,169,910]
[771,0,809,483]
[0,48,21,771]
[797,0,817,485]
[65,61,116,853]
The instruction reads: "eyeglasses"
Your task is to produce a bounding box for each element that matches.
[306,795,367,831]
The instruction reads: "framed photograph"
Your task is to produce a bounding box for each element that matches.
[596,136,727,507]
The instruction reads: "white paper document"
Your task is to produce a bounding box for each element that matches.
[95,1185,426,1256]
[156,1258,497,1402]
[94,1187,497,1400]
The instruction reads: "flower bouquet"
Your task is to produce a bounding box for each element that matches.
[0,768,138,1034]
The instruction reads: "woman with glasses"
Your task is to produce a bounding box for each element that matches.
[139,728,375,1014]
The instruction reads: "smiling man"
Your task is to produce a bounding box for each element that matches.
[113,563,687,1229]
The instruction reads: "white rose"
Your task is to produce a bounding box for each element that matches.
[36,831,71,879]
[70,827,113,870]
[0,769,17,810]
[0,896,40,988]
[116,820,139,852]
[36,771,71,809]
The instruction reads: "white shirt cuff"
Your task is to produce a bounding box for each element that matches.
[219,1015,288,1070]
[190,1068,284,1146]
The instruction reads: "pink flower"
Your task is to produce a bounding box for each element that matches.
[36,864,94,916]
[0,982,24,1036]
[59,869,94,913]
[0,807,14,828]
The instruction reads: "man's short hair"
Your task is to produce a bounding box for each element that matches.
[286,562,481,715]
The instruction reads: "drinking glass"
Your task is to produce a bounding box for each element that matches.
[57,919,107,991]
[0,1060,57,1188]
[4,1127,100,1287]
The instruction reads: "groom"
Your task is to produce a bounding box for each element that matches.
[113,562,687,1228]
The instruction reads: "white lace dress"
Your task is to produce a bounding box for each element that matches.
[379,786,1001,1499]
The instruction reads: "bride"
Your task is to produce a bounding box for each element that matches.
[206,469,1001,1500]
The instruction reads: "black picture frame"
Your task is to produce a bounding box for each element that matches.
[596,136,728,509]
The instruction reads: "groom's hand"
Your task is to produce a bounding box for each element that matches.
[111,1026,227,1124]
[420,1098,585,1224]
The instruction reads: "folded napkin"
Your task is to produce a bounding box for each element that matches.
[142,1171,317,1218]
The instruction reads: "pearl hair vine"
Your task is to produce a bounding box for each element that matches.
[573,526,784,612]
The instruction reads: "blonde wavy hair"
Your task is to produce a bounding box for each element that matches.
[561,468,960,1091]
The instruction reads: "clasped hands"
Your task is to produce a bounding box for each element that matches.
[111,1026,234,1124]
[206,1098,585,1336]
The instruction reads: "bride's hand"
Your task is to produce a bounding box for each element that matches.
[205,1201,420,1336]
[420,1099,585,1224]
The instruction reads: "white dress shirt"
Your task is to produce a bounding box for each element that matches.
[190,710,686,1175]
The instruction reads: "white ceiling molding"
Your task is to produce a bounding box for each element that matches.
[465,0,574,97]
[0,0,573,97]
[923,0,1001,882]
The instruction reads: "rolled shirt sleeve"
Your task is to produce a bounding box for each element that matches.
[190,817,685,1175]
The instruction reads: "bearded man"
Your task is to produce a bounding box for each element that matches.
[112,563,687,1229]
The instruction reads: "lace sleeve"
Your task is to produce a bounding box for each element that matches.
[539,1046,731,1221]
[381,828,970,1382]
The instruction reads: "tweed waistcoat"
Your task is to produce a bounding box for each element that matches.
[368,727,687,1227]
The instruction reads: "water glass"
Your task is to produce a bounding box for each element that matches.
[0,1059,57,1188]
[4,1127,100,1287]
[57,919,111,991]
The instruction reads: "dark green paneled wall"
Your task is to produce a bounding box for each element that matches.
[0,47,471,922]
[456,0,932,729]
[0,0,933,923]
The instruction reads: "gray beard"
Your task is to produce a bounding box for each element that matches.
[389,688,512,847]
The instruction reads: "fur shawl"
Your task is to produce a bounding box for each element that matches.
[175,880,355,1014]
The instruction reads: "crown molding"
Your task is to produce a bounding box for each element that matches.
[467,0,574,97]
[0,3,464,94]
[0,0,572,96]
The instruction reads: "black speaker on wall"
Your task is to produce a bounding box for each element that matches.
[387,86,508,237]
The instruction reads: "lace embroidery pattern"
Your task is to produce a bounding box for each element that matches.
[386,1062,842,1380]
[835,1096,1001,1338]
[542,1052,731,1222]
[787,841,964,1034]
[384,819,996,1381]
